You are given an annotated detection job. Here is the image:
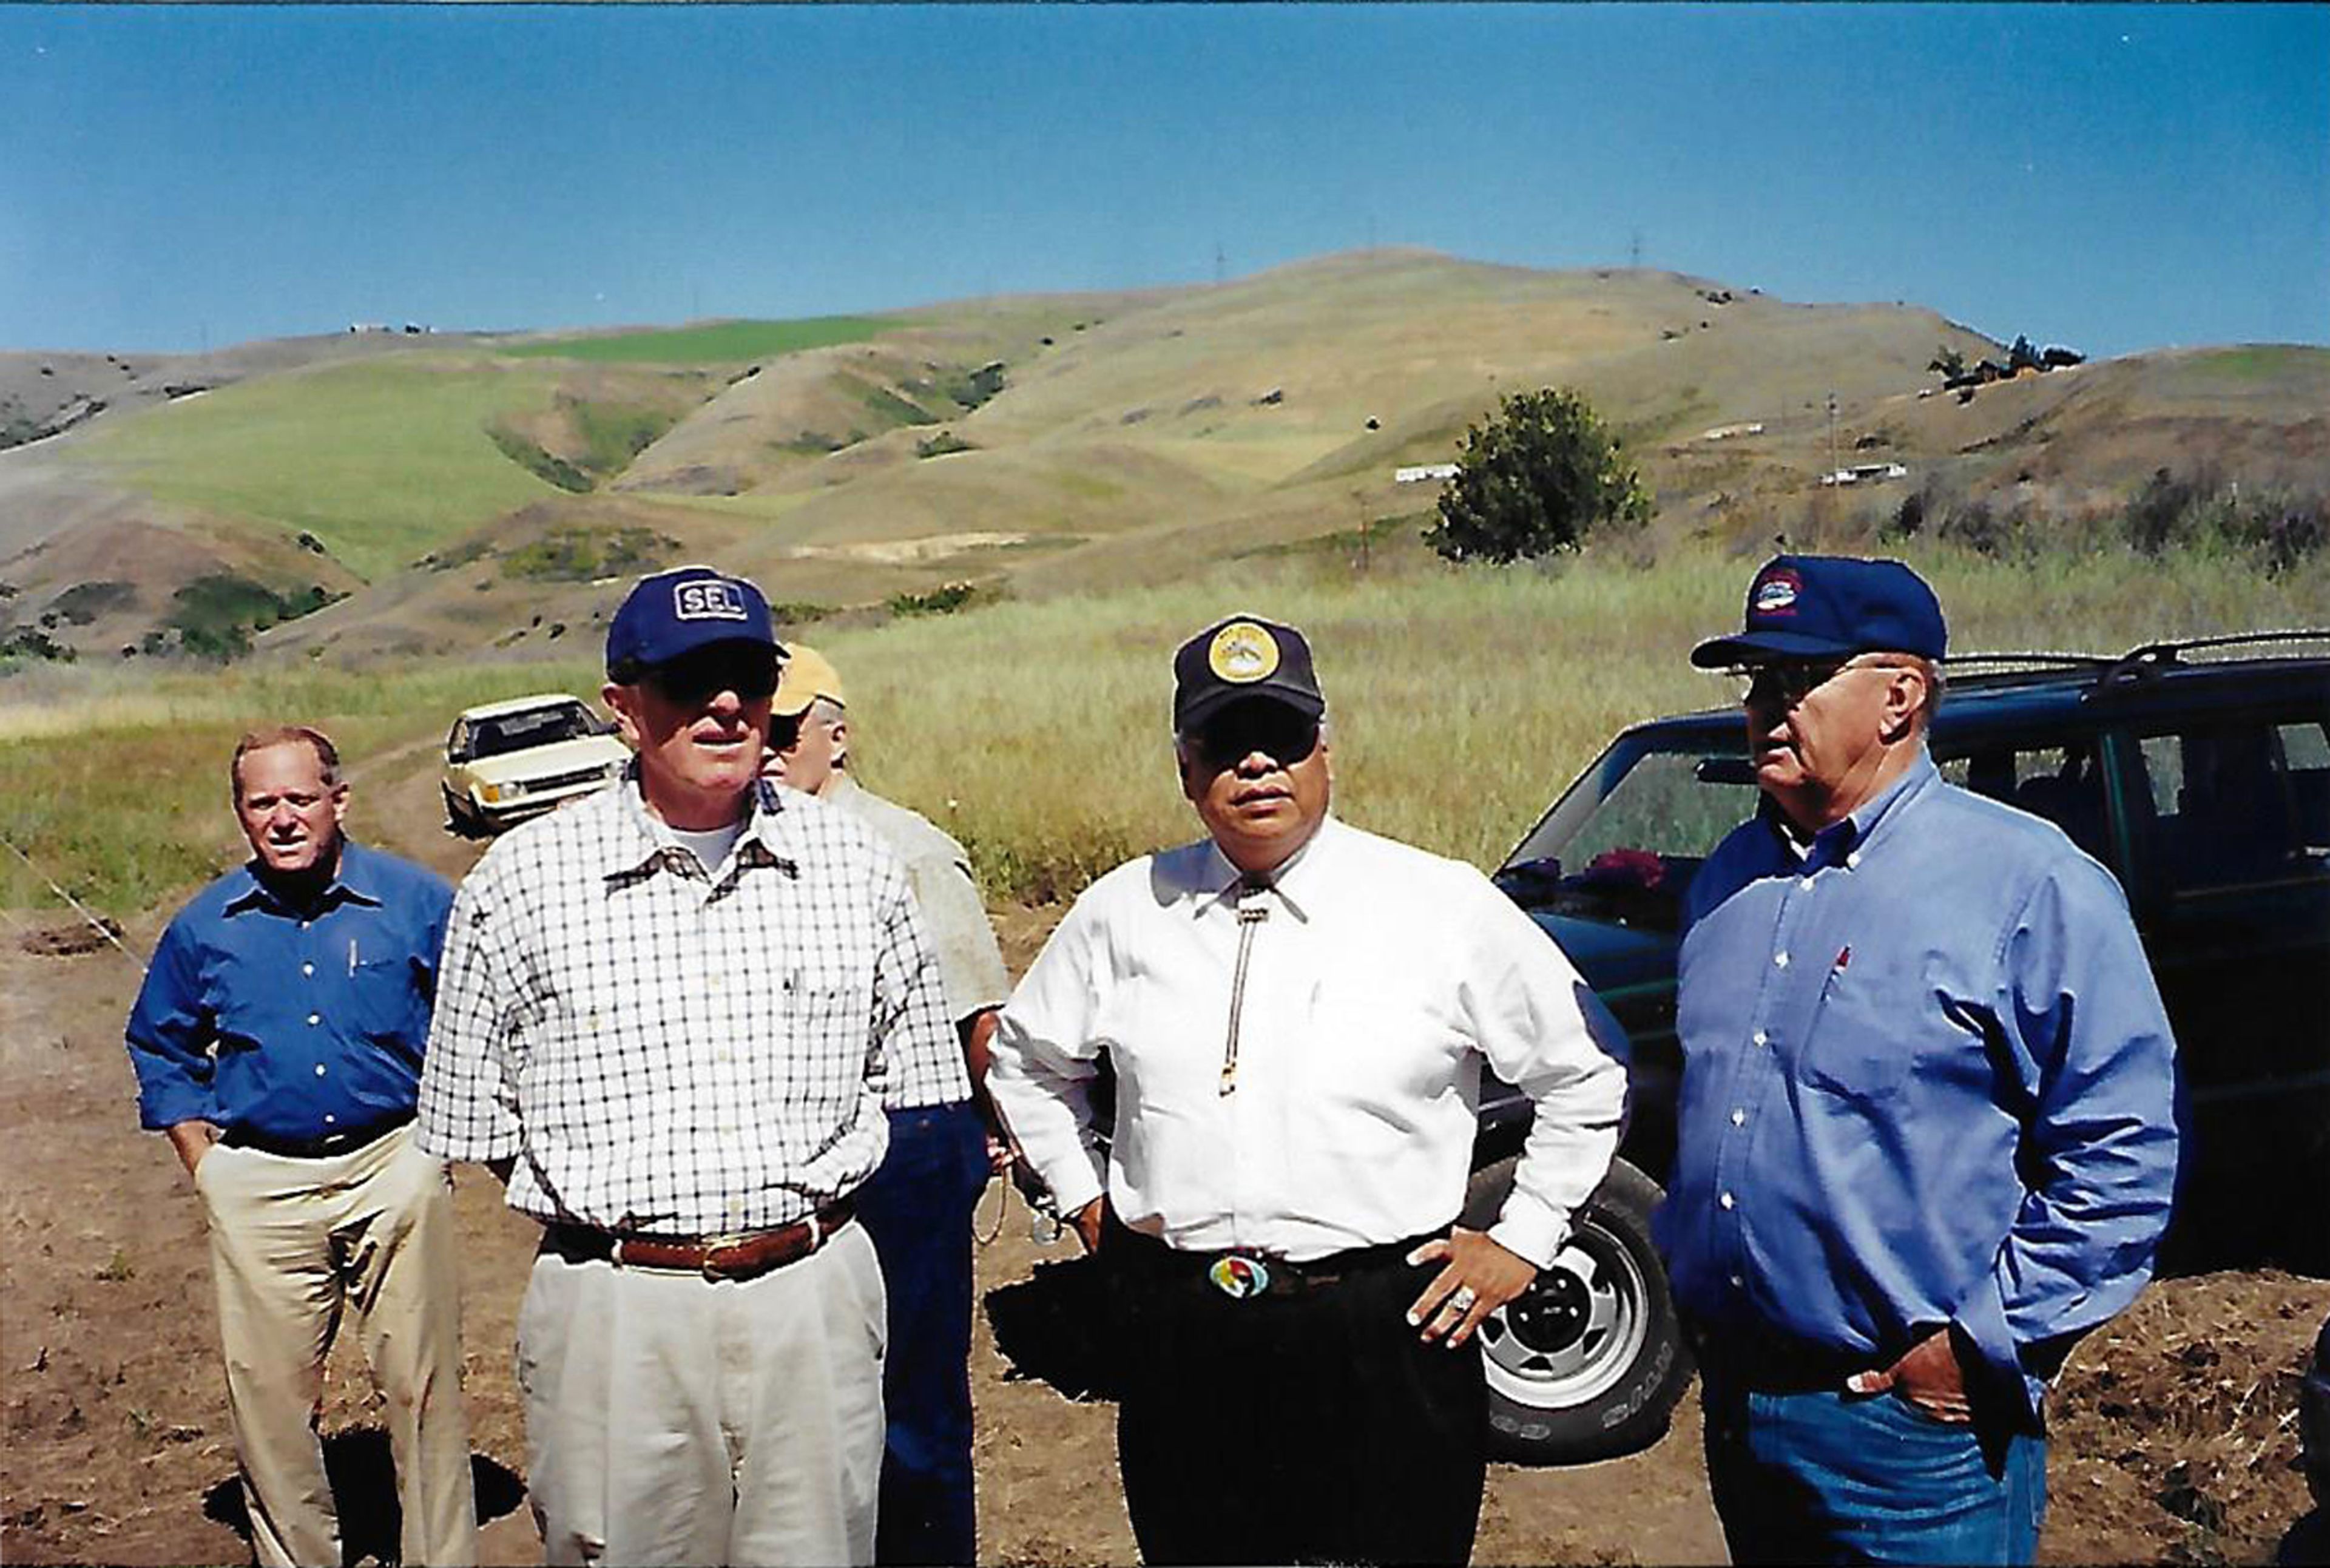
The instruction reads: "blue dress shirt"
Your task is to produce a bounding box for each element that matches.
[126,841,454,1142]
[1653,751,2180,1422]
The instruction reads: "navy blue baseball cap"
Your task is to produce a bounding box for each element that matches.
[606,566,780,680]
[1690,554,1947,668]
[1173,614,1326,732]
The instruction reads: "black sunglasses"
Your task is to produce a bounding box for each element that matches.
[1735,657,1902,708]
[644,646,781,705]
[1190,704,1322,770]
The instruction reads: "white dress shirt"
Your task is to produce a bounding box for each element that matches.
[987,814,1628,1267]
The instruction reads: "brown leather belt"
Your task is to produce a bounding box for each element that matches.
[544,1198,855,1282]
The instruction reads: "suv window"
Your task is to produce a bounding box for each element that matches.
[2132,717,2330,897]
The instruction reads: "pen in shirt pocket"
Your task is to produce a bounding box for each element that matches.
[1819,943,1852,998]
[348,937,358,976]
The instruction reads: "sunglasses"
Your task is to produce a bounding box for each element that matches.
[643,647,781,705]
[1190,705,1322,770]
[1734,657,1902,708]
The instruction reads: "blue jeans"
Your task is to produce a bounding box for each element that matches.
[855,1101,990,1566]
[1700,1372,2047,1565]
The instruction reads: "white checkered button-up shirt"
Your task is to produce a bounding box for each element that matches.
[416,776,954,1237]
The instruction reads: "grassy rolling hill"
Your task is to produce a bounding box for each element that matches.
[3,249,2325,671]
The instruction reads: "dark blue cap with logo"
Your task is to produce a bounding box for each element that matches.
[1690,554,1947,668]
[606,566,780,680]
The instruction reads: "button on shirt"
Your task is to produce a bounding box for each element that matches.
[126,842,453,1141]
[820,774,1008,1109]
[988,816,1629,1268]
[1654,752,2180,1419]
[415,777,954,1237]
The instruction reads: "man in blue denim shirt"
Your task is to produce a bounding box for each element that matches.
[1655,556,2178,1565]
[126,727,475,1568]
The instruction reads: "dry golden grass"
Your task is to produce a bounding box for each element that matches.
[5,541,2326,918]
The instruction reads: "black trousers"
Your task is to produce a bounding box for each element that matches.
[1105,1223,1487,1567]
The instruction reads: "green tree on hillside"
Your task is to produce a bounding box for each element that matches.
[1424,388,1649,565]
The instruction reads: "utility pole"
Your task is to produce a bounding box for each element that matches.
[1826,391,1839,481]
[1630,229,1643,269]
[1215,243,1225,285]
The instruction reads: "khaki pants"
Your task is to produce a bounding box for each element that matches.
[196,1123,478,1567]
[516,1218,887,1567]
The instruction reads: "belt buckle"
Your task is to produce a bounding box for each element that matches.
[1207,1254,1272,1300]
[697,1231,754,1281]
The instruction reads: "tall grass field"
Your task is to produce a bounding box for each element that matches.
[3,542,2325,924]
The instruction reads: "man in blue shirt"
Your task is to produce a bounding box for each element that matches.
[126,727,476,1568]
[1655,556,2179,1565]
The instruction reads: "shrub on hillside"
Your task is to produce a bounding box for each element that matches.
[159,574,343,662]
[488,426,592,493]
[501,527,678,584]
[888,580,988,618]
[2121,467,2329,575]
[0,626,75,666]
[1423,388,1650,565]
[49,581,138,625]
[915,431,978,459]
[570,401,680,479]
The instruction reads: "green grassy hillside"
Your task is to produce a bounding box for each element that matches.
[65,356,568,580]
[9,252,2326,674]
[500,316,896,364]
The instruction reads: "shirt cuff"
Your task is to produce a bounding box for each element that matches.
[138,1083,218,1133]
[1953,1266,2045,1425]
[1487,1186,1569,1272]
[1033,1149,1107,1220]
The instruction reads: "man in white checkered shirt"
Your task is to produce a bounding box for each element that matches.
[417,566,955,1567]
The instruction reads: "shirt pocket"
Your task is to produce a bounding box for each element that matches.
[348,954,419,1041]
[782,961,871,1114]
[1795,964,1912,1105]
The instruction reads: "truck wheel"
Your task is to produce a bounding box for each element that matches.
[1460,1154,1692,1464]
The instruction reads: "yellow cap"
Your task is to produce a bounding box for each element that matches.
[772,643,846,717]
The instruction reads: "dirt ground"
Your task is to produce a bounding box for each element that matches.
[3,748,2326,1564]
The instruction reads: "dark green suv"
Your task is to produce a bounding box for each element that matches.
[1470,633,2330,1464]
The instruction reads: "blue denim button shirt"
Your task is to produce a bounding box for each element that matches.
[126,841,453,1141]
[1653,751,2181,1420]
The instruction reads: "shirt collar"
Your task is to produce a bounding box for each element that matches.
[601,771,792,883]
[221,839,384,916]
[1760,749,1939,869]
[1195,813,1335,922]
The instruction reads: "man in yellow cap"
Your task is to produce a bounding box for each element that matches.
[766,644,1010,1566]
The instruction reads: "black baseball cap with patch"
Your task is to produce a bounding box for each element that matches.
[1173,614,1326,732]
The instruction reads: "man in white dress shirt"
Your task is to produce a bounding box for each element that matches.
[986,613,1629,1566]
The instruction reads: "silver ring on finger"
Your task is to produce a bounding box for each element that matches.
[1447,1286,1479,1315]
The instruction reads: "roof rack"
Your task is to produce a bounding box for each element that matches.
[1941,651,2112,676]
[2099,629,2330,689]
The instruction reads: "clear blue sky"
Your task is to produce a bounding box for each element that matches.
[4,4,2324,360]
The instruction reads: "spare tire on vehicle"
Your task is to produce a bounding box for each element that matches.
[1460,1154,1692,1464]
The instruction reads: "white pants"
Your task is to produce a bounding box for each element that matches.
[516,1219,888,1567]
[197,1123,478,1567]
